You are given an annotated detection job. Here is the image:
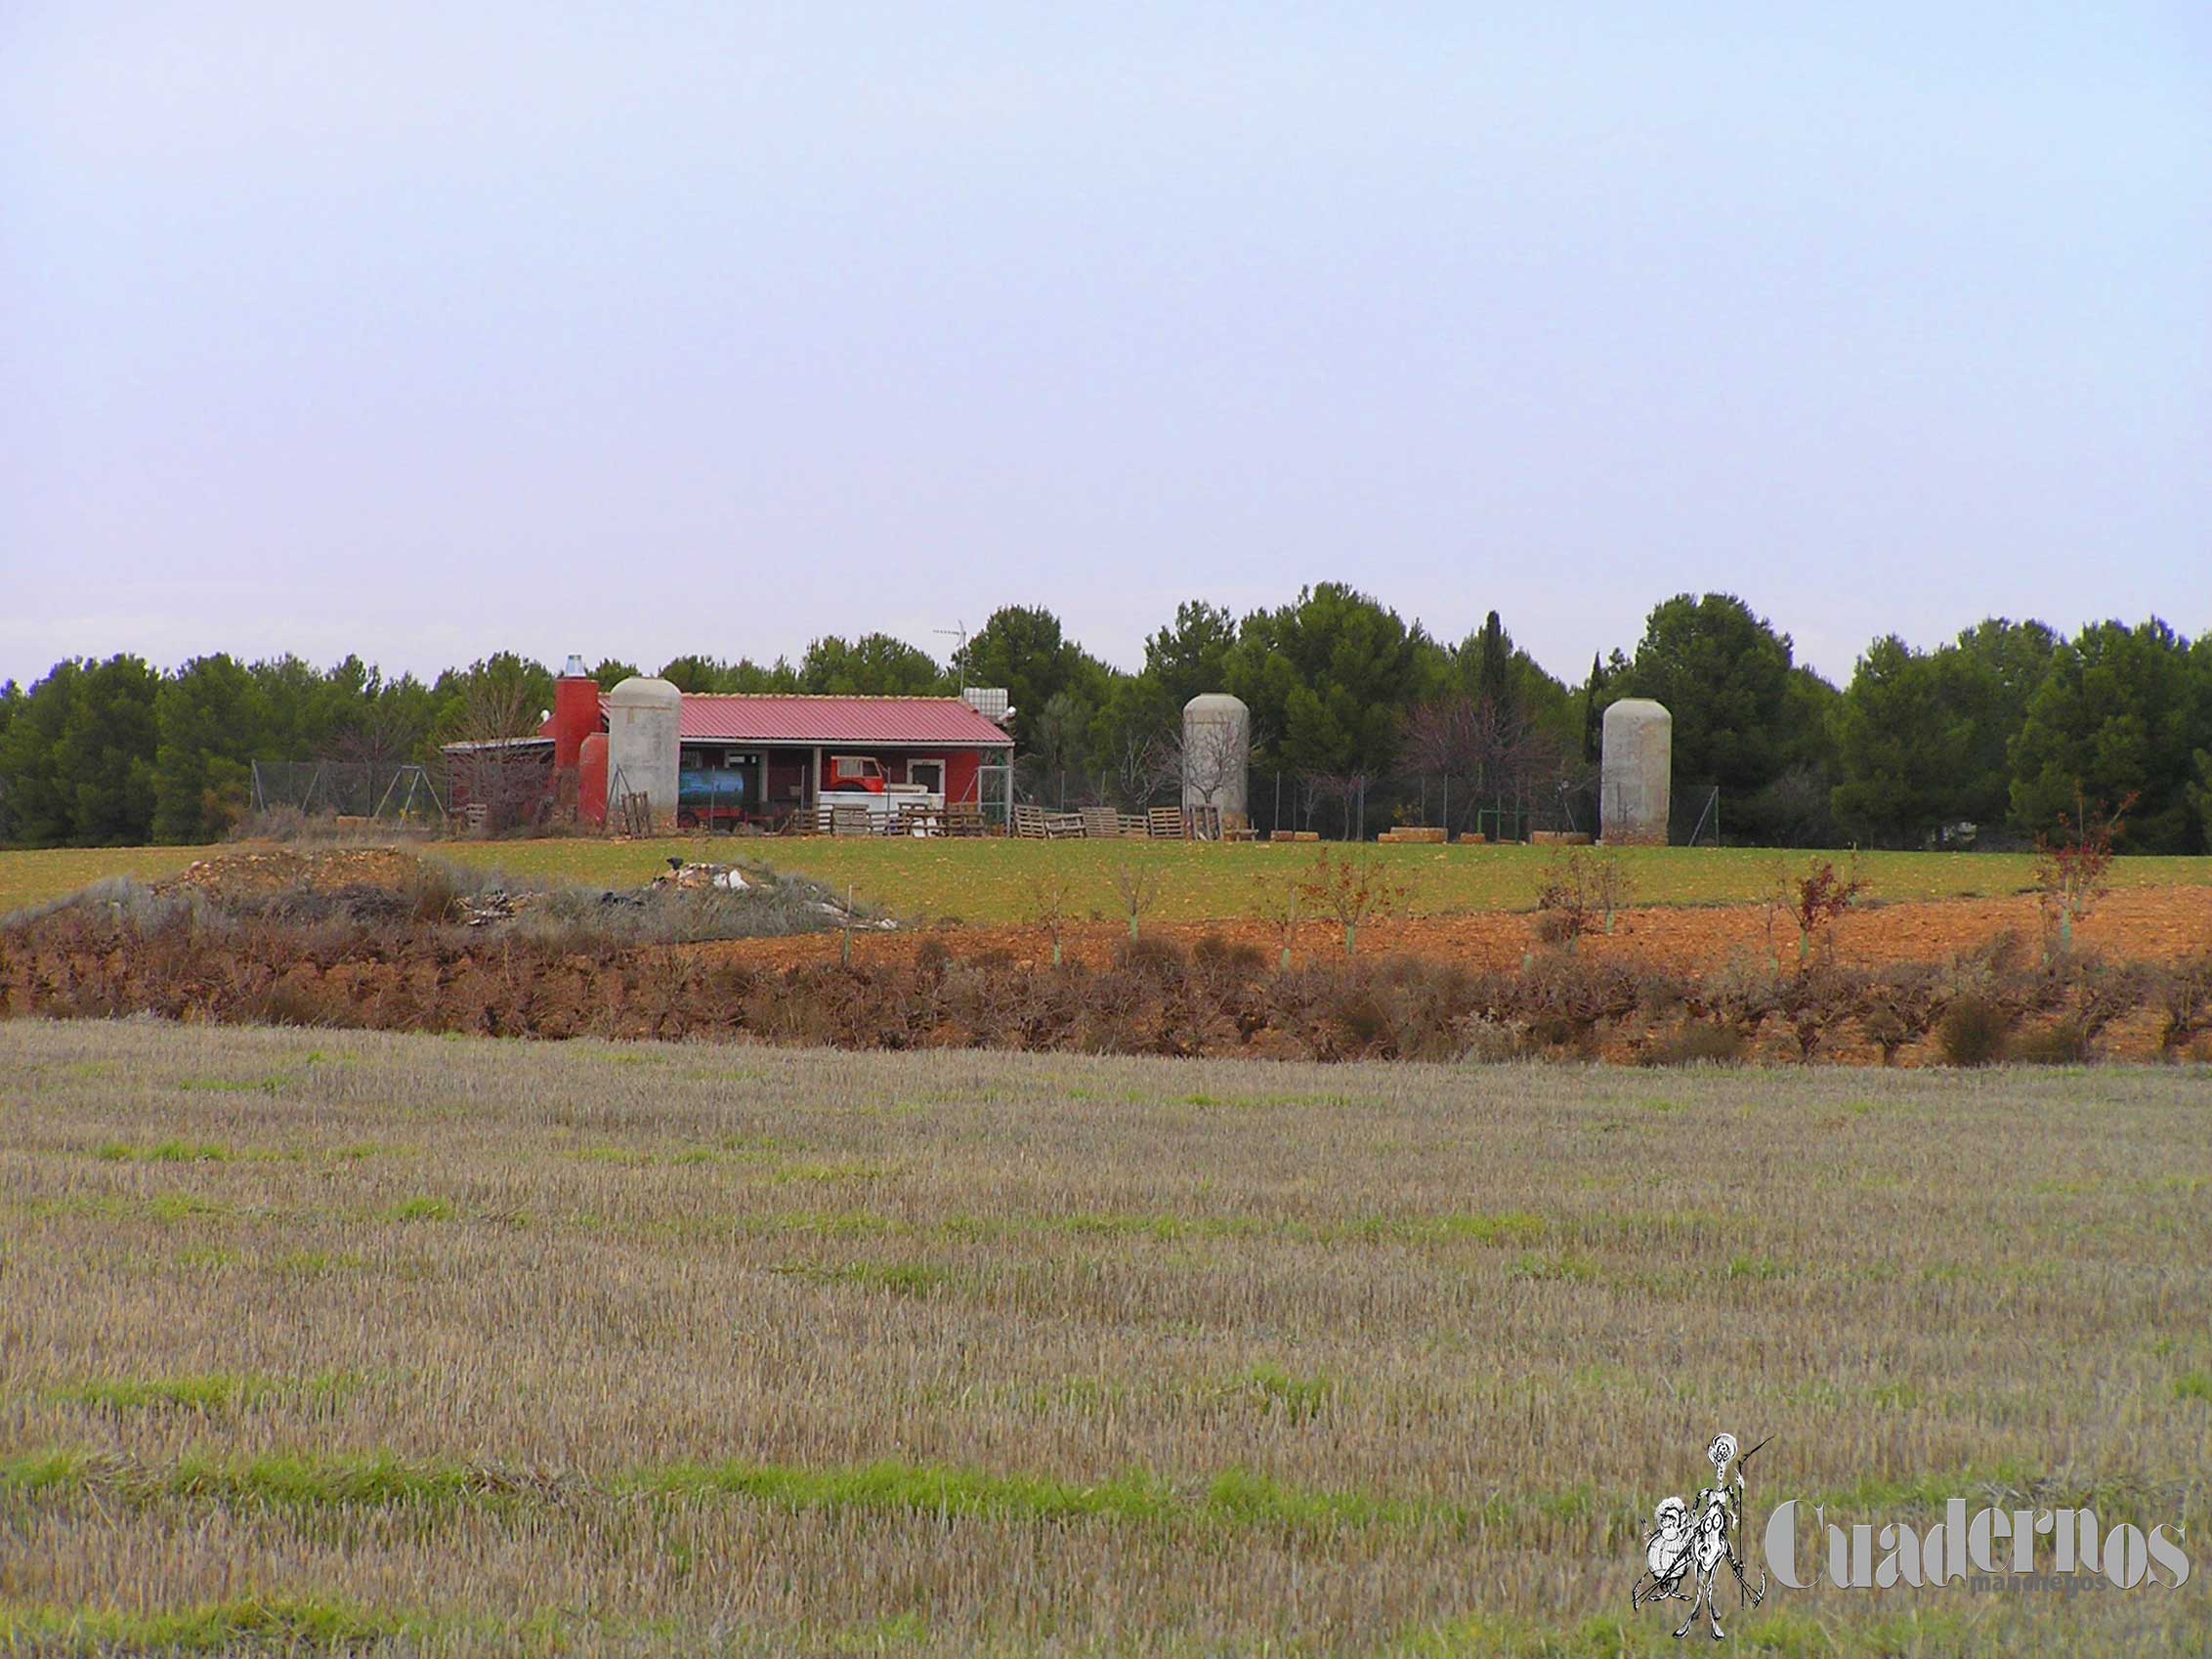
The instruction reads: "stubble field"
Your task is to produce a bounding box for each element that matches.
[3,1020,2207,1655]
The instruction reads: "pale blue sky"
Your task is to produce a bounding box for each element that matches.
[4,2,2206,688]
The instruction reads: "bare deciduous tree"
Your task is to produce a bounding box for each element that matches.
[1400,693,1561,835]
[1096,728,1179,812]
[446,678,552,833]
[1173,718,1247,814]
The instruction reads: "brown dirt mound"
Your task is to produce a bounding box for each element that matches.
[157,846,428,904]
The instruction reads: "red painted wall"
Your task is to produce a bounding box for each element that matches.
[944,749,985,806]
[551,677,600,770]
[578,734,609,827]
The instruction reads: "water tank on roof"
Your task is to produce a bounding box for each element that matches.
[1181,693,1251,824]
[1600,699,1672,845]
[961,687,1011,724]
[606,677,681,830]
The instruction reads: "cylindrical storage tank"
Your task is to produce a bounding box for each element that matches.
[1181,693,1251,825]
[605,677,682,831]
[552,673,600,771]
[577,733,610,828]
[1600,699,1672,845]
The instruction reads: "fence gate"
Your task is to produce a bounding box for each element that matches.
[975,763,1013,831]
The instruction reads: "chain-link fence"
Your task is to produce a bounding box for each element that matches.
[250,761,446,823]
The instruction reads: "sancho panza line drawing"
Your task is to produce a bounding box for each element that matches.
[1632,1432,1769,1640]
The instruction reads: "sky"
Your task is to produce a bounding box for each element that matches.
[4,1,2206,692]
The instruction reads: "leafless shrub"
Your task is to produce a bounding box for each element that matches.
[1855,965,1943,1064]
[1640,1021,1746,1067]
[2158,955,2212,1054]
[1937,998,2011,1067]
[1531,847,1632,956]
[1458,1014,1531,1062]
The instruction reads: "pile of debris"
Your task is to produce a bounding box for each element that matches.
[651,859,752,893]
[456,888,537,927]
[652,859,896,931]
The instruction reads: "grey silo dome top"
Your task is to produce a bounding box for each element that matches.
[1183,693,1249,715]
[606,676,682,708]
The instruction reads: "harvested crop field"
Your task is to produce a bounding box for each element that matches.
[3,1020,2208,1656]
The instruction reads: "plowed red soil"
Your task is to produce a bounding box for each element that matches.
[702,885,2212,975]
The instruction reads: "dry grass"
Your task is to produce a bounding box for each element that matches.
[2,1020,2208,1655]
[6,837,2212,926]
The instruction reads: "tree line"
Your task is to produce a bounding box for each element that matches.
[2,588,2207,851]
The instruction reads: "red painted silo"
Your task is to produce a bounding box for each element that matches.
[578,733,610,828]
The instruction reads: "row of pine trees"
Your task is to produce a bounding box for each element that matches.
[2,588,2207,852]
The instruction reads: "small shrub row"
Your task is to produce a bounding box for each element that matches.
[5,900,2207,1067]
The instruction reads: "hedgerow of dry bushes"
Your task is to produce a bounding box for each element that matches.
[6,897,2210,1066]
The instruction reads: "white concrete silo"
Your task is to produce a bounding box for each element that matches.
[1600,699,1672,845]
[1181,693,1251,825]
[605,676,682,831]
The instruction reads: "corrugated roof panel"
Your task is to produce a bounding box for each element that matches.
[674,695,1015,746]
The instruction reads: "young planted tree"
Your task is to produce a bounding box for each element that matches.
[1778,856,1870,967]
[1297,847,1406,957]
[1532,847,1606,956]
[1594,849,1634,935]
[1110,859,1162,943]
[2032,788,2133,960]
[1251,872,1303,971]
[1025,869,1078,967]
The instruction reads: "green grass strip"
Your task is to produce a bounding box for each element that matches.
[0,1595,398,1654]
[1,1448,1580,1540]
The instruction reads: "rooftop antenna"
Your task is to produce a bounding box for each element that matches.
[935,621,969,691]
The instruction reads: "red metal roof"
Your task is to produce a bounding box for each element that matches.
[673,694,1014,747]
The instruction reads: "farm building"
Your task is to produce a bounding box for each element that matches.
[442,662,1017,833]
